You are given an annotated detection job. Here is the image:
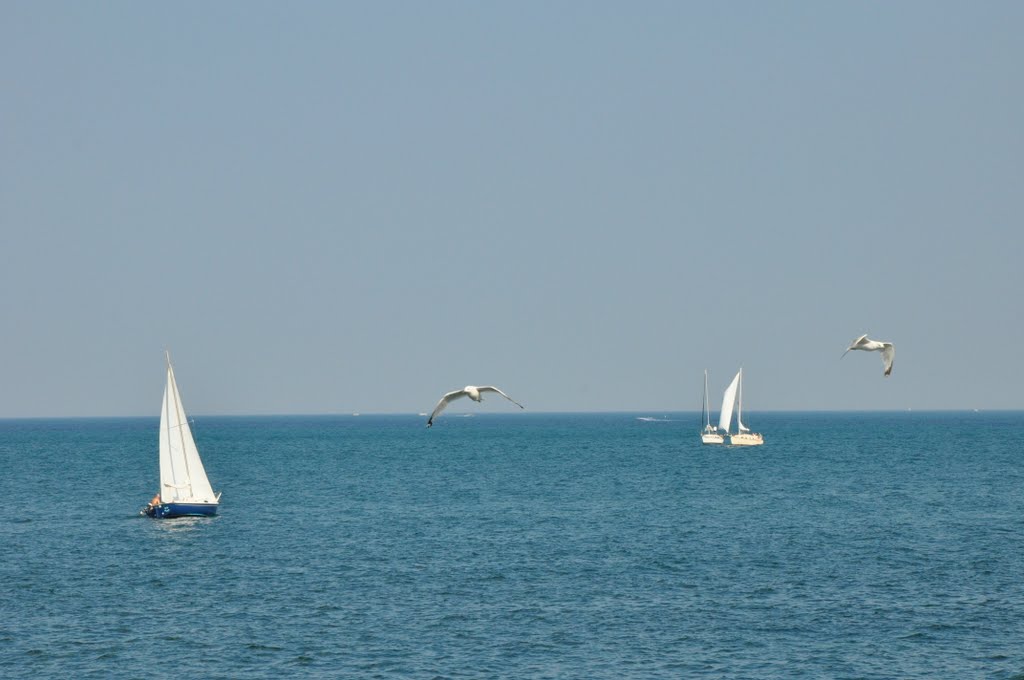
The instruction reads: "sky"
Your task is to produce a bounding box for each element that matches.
[2,2,1022,417]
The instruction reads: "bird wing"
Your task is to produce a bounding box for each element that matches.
[477,386,524,409]
[880,343,895,376]
[426,389,468,427]
[842,334,869,358]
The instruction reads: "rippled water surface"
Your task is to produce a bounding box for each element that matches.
[2,412,1024,678]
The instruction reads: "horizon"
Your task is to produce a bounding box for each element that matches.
[2,407,1018,422]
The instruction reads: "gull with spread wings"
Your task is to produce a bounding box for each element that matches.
[842,334,895,376]
[426,385,524,427]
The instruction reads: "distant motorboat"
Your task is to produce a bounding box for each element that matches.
[141,352,221,518]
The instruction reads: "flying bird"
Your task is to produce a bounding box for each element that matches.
[426,385,524,427]
[842,334,895,376]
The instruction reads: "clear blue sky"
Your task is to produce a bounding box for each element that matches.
[2,2,1022,417]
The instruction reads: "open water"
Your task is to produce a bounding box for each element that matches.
[1,411,1023,678]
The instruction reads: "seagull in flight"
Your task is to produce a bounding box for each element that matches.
[842,334,895,376]
[426,385,524,427]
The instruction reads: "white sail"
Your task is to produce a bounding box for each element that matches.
[717,371,740,434]
[158,356,217,504]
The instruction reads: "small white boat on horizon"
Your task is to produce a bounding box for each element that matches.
[701,369,724,444]
[727,368,764,446]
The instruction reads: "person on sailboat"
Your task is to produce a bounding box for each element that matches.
[140,493,161,517]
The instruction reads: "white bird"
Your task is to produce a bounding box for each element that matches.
[842,334,895,376]
[426,385,524,427]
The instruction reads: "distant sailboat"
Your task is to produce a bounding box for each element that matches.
[142,352,221,518]
[701,370,724,444]
[729,368,764,446]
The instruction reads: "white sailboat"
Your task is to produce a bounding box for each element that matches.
[701,369,724,444]
[729,367,764,446]
[142,352,221,518]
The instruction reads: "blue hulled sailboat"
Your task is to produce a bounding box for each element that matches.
[142,352,221,518]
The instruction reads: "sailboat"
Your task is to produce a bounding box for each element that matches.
[700,369,724,444]
[729,367,764,446]
[142,352,221,518]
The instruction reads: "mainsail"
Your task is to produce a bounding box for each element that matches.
[158,356,217,504]
[717,371,740,434]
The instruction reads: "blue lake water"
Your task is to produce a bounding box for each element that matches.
[1,411,1023,678]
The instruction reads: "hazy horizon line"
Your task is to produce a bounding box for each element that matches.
[2,408,1018,422]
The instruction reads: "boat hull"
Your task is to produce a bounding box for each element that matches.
[144,502,218,519]
[730,433,764,446]
[701,433,725,444]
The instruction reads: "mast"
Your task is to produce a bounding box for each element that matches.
[737,367,742,427]
[702,370,709,429]
[167,352,194,499]
[737,367,751,433]
[161,372,172,503]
